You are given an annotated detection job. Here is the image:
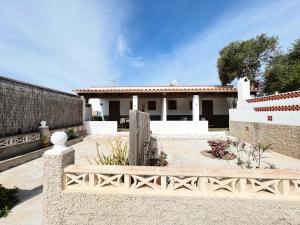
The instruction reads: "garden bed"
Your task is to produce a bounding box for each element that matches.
[201,150,236,160]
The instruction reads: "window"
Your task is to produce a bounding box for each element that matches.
[189,101,192,110]
[168,100,177,110]
[148,101,156,110]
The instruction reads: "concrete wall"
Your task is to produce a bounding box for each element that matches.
[230,121,300,159]
[43,147,300,225]
[56,192,300,225]
[84,121,118,135]
[0,76,83,137]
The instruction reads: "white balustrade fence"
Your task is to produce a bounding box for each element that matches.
[64,165,300,198]
[0,125,84,149]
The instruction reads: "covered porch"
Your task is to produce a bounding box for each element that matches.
[85,93,234,127]
[74,85,242,135]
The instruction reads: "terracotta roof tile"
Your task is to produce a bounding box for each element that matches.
[72,85,253,94]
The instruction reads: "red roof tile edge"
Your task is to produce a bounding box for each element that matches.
[247,91,300,103]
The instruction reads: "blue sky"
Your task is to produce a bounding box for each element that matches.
[1,0,300,92]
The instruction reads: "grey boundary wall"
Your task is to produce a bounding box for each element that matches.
[0,76,83,137]
[43,147,300,225]
[229,121,300,159]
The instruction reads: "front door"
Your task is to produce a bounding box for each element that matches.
[202,100,213,126]
[109,101,120,122]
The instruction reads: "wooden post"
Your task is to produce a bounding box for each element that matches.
[129,110,137,165]
[129,110,151,166]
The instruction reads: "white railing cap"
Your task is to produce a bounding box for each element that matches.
[39,120,48,128]
[45,131,73,155]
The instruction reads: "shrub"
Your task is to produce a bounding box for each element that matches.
[207,140,230,158]
[66,128,79,140]
[0,185,18,218]
[89,137,128,165]
[228,140,273,169]
[253,143,272,168]
[147,151,168,167]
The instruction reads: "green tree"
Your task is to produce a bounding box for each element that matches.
[264,39,300,94]
[217,34,278,87]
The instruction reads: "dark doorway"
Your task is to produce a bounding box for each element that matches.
[109,101,120,122]
[202,100,213,126]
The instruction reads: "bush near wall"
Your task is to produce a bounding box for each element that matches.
[0,185,18,218]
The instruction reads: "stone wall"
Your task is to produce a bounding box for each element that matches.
[0,76,83,137]
[230,121,300,159]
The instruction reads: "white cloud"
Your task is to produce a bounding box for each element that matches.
[129,57,145,68]
[116,36,130,57]
[132,0,300,86]
[0,0,131,92]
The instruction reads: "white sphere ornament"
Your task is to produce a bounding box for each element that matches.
[51,131,68,146]
[47,131,69,154]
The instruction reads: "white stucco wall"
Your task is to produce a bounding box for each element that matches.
[84,107,92,121]
[89,97,233,117]
[84,121,118,134]
[230,85,300,126]
[230,107,300,126]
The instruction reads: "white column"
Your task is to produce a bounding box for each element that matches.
[132,95,138,110]
[192,95,199,121]
[161,97,167,121]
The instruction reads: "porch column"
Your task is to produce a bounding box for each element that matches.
[132,95,138,110]
[192,95,199,121]
[161,97,167,121]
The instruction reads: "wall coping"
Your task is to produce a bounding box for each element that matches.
[64,164,300,180]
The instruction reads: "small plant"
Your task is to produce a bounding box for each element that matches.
[252,143,272,168]
[0,185,18,218]
[88,138,129,165]
[228,140,250,167]
[207,140,230,158]
[229,140,273,169]
[158,151,168,166]
[66,128,79,140]
[146,150,168,167]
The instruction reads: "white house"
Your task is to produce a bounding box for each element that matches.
[74,81,257,134]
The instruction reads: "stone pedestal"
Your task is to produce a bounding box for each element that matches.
[43,132,74,225]
[39,121,50,147]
